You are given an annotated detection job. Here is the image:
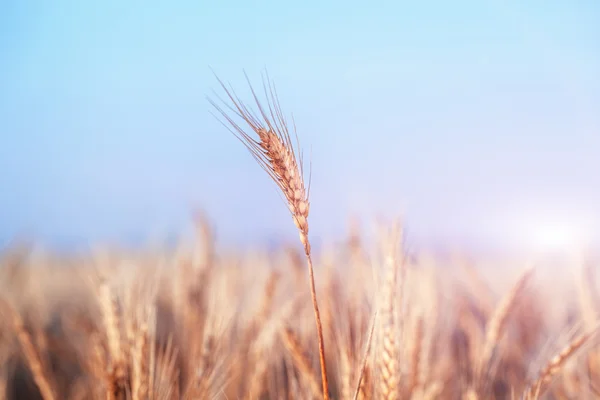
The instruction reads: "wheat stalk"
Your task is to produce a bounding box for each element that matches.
[0,298,56,400]
[353,310,377,400]
[408,315,424,396]
[208,71,330,399]
[280,326,323,399]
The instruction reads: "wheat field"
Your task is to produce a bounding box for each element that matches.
[0,223,599,400]
[1,75,599,400]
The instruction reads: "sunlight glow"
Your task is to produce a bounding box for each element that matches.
[518,218,592,257]
[529,224,581,250]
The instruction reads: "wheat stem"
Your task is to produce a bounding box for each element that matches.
[353,310,377,400]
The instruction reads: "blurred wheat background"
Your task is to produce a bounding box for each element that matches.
[1,218,600,399]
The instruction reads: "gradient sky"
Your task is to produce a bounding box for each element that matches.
[1,0,599,251]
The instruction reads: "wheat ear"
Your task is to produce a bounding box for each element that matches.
[378,222,402,400]
[479,267,535,380]
[523,326,599,399]
[208,71,330,399]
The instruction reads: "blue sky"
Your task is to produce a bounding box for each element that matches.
[1,0,599,251]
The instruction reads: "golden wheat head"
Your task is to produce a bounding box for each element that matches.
[208,71,329,399]
[208,72,312,253]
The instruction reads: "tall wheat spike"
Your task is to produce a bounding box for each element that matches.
[208,71,330,399]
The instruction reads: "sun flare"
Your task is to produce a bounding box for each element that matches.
[524,221,589,255]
